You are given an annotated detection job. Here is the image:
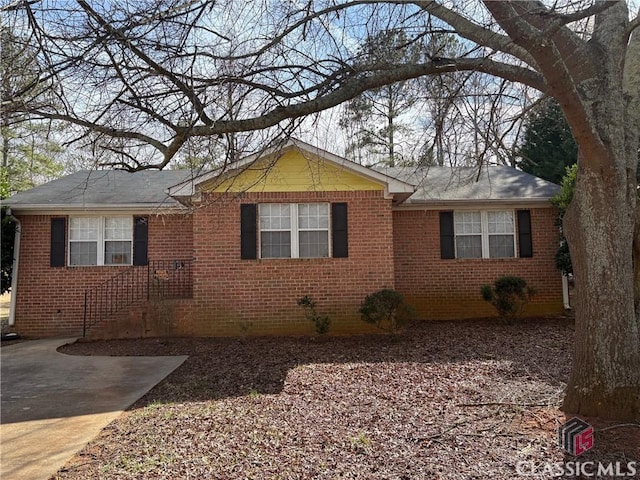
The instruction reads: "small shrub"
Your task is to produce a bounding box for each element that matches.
[481,276,536,324]
[297,295,331,335]
[359,288,413,334]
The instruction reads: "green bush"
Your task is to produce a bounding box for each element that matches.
[481,276,536,324]
[297,295,331,335]
[359,288,413,334]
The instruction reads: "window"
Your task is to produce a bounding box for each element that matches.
[454,211,482,259]
[259,204,292,258]
[487,211,515,258]
[69,216,133,266]
[298,203,329,258]
[453,211,515,259]
[259,203,329,258]
[69,217,99,266]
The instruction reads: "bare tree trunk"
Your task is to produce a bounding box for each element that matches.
[386,86,395,167]
[561,7,640,419]
[1,134,8,169]
[635,208,640,316]
[563,160,640,420]
[1,84,8,170]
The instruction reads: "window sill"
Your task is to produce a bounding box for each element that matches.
[251,256,342,262]
[450,256,524,261]
[66,264,134,268]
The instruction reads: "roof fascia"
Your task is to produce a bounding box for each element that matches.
[9,204,187,216]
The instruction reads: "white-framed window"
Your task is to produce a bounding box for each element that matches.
[259,203,330,258]
[259,204,292,258]
[487,211,516,258]
[69,216,133,266]
[454,211,482,259]
[454,210,515,259]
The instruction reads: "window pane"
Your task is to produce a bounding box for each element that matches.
[69,242,97,266]
[489,235,515,258]
[105,241,132,264]
[456,235,482,258]
[454,211,481,234]
[258,204,271,229]
[299,231,329,258]
[104,217,132,240]
[259,204,291,230]
[69,217,100,241]
[298,203,329,229]
[488,211,514,234]
[261,231,291,258]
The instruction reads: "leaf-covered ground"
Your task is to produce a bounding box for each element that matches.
[54,318,639,479]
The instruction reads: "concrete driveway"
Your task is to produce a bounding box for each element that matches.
[1,338,187,480]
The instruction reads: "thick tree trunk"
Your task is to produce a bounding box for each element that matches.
[548,2,640,422]
[563,161,640,420]
[561,10,640,418]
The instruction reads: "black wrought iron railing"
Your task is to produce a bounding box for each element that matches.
[83,259,193,336]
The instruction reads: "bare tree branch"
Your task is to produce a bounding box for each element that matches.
[408,0,538,68]
[184,58,545,138]
[483,1,609,167]
[540,0,617,28]
[29,110,167,155]
[627,10,640,37]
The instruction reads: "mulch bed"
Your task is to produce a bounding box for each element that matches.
[52,317,639,479]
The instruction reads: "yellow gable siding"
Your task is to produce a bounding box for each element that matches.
[204,149,384,193]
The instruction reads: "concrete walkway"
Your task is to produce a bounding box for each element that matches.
[0,338,187,480]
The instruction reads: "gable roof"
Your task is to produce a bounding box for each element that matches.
[4,143,559,213]
[5,170,190,212]
[378,165,559,207]
[168,138,416,200]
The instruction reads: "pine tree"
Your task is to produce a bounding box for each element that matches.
[518,98,577,184]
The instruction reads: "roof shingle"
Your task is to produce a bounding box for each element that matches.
[5,170,190,209]
[377,165,559,203]
[5,163,559,211]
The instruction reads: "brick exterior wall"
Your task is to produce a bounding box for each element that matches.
[12,213,193,337]
[393,207,564,319]
[178,190,396,336]
[12,199,563,338]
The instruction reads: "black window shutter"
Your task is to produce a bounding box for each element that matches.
[133,217,149,266]
[517,210,533,258]
[241,204,257,259]
[331,203,348,258]
[50,217,66,267]
[439,211,455,259]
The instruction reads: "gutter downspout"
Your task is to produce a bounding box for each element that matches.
[562,274,571,310]
[8,210,20,326]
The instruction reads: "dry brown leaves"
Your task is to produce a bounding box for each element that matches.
[53,318,639,480]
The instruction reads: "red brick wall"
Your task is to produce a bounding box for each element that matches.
[13,213,193,337]
[182,190,395,336]
[13,201,563,338]
[393,207,564,319]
